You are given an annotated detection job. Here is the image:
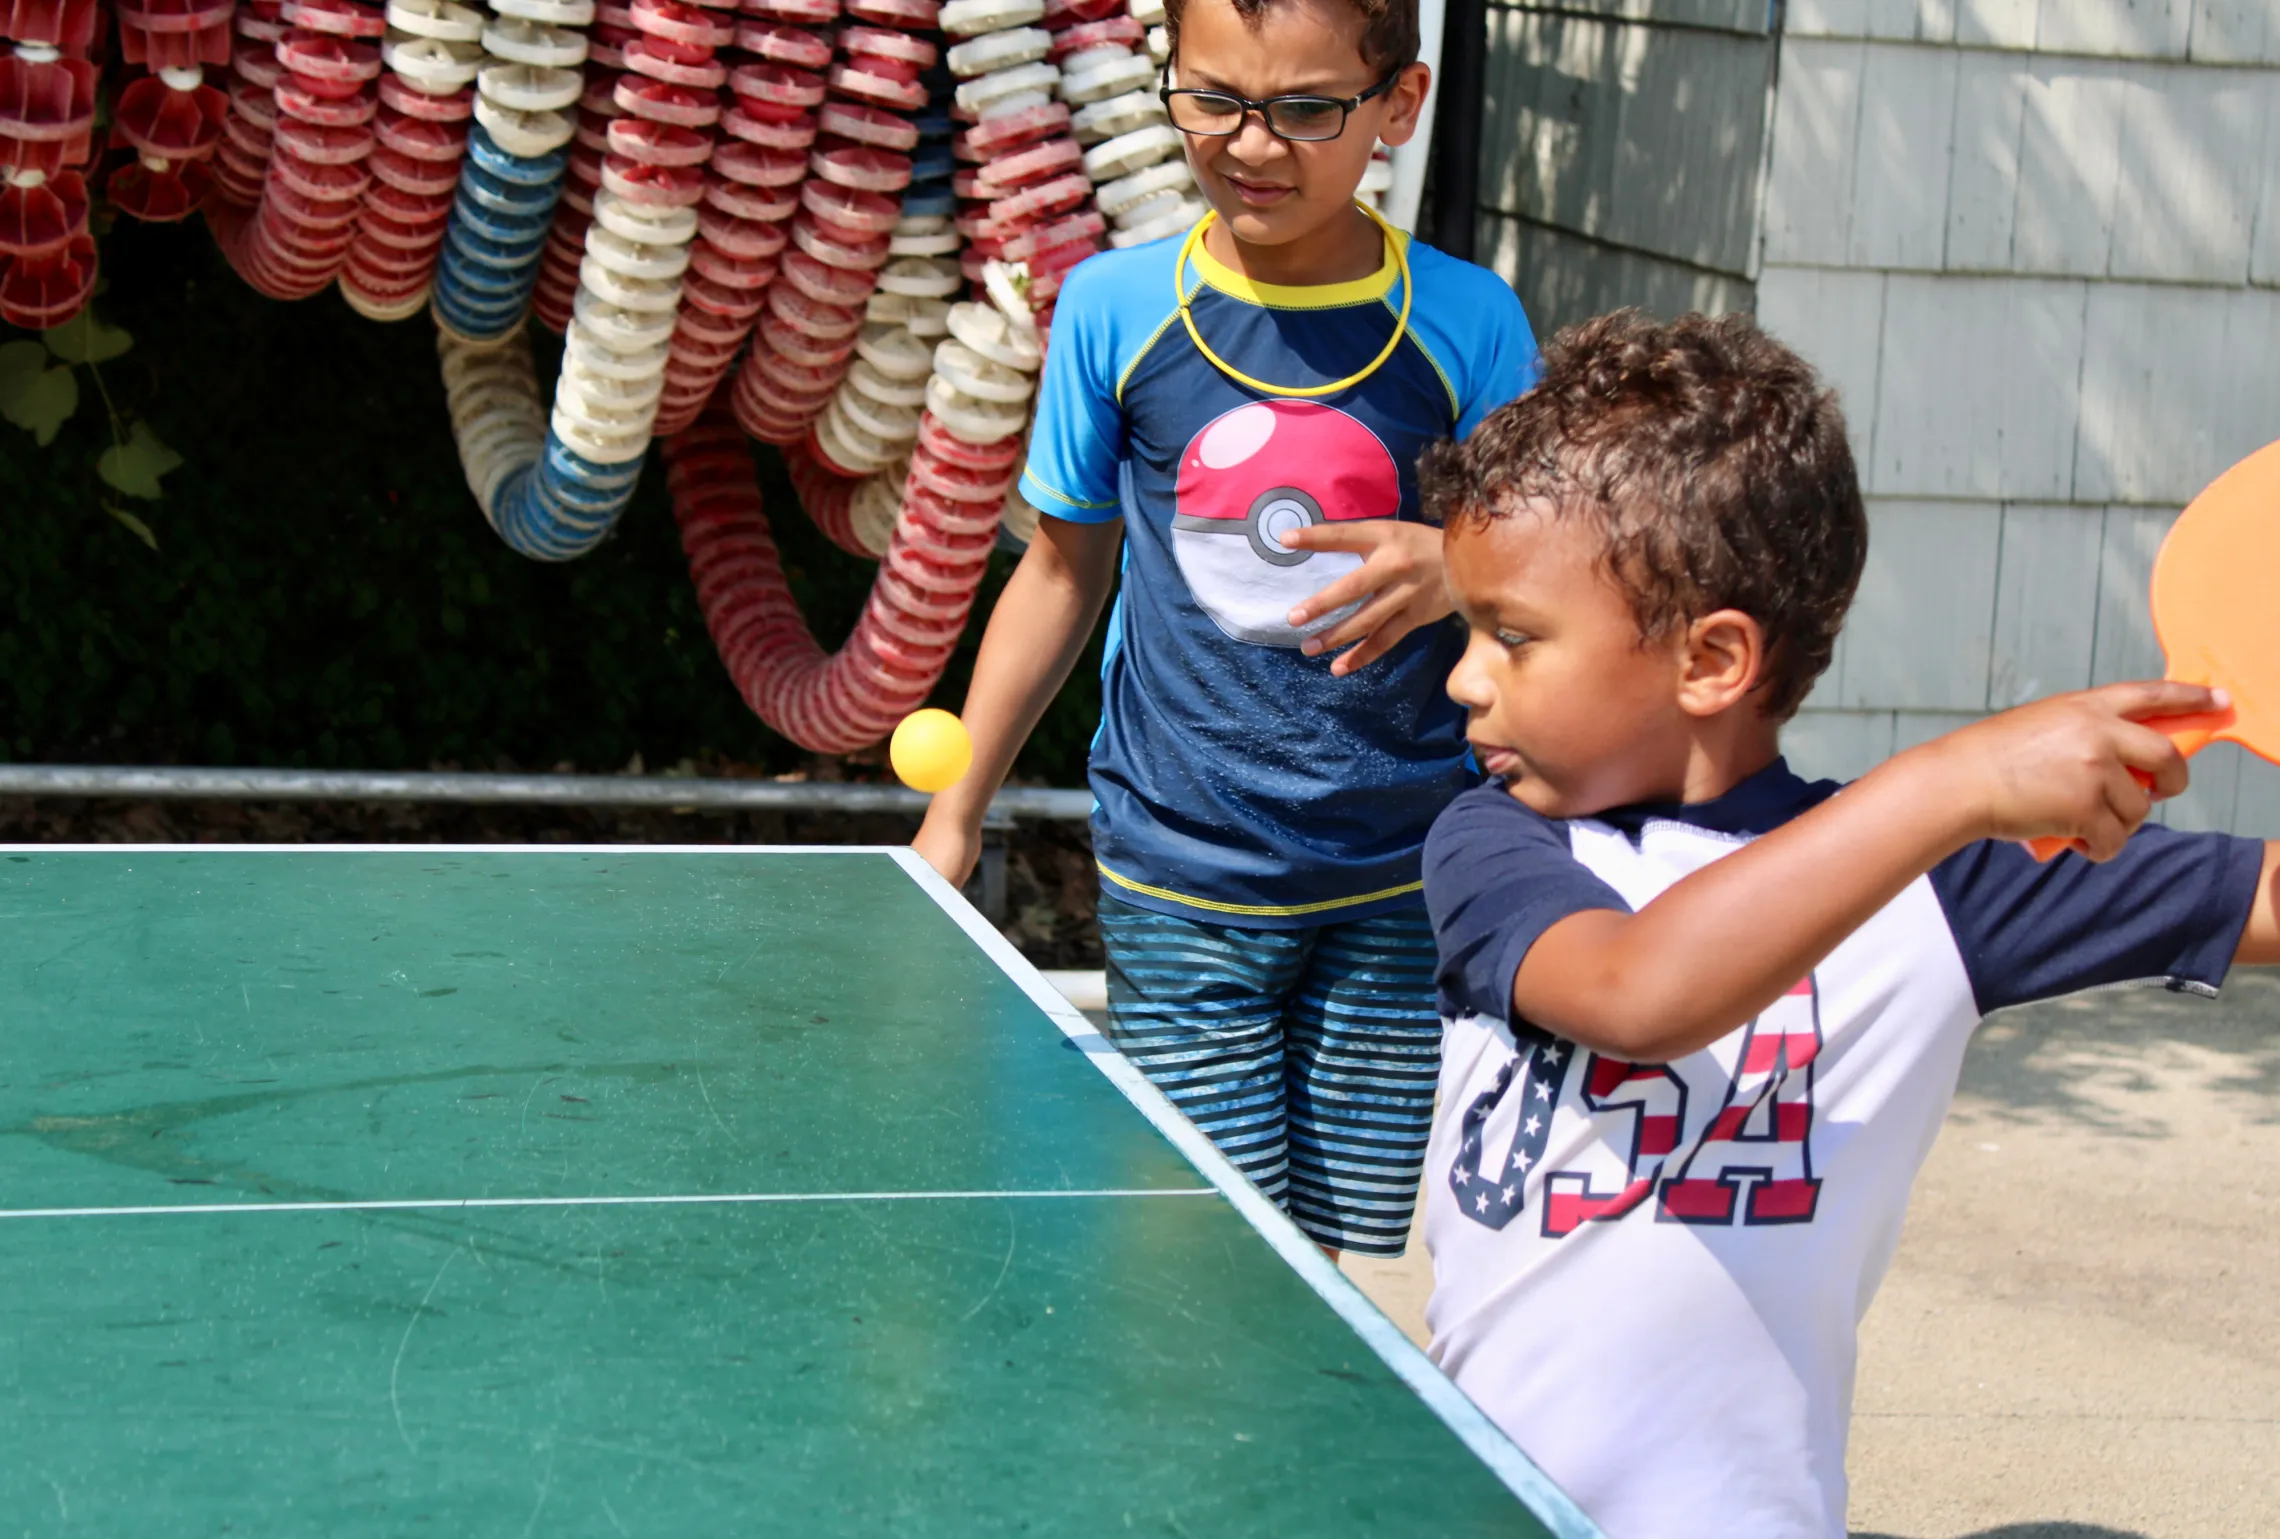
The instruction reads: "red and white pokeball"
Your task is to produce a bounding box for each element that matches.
[1170,399,1400,648]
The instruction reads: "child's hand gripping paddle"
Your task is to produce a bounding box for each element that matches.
[2028,436,2280,860]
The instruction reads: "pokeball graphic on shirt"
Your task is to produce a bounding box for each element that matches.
[1171,400,1404,648]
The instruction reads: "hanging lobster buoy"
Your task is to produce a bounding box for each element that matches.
[14,0,1399,753]
[0,0,102,326]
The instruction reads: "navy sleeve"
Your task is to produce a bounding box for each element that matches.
[1930,824,2266,1015]
[1423,783,1630,1021]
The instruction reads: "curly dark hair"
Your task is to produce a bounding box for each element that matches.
[1162,0,1419,76]
[1421,309,1867,721]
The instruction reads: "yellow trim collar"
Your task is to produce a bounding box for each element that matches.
[1188,223,1409,311]
[1098,860,1423,918]
[1176,203,1414,398]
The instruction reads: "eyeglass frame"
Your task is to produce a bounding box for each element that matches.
[1157,65,1407,144]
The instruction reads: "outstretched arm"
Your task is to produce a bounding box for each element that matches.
[912,515,1122,887]
[1513,683,2225,1062]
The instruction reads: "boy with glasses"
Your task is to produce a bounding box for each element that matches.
[915,0,1537,1258]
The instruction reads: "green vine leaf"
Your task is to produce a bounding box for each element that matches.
[42,311,134,365]
[97,421,185,500]
[0,340,41,388]
[105,504,159,550]
[0,340,79,445]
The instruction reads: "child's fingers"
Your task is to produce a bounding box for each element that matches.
[2078,801,2134,861]
[2113,718,2192,799]
[2095,678,2229,723]
[1287,561,1391,628]
[1303,588,1411,660]
[2103,755,2155,831]
[1283,523,1437,624]
[1326,623,1407,676]
[2067,760,2147,861]
[1280,521,1402,557]
[1327,597,1445,675]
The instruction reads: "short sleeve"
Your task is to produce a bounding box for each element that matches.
[1424,783,1630,1021]
[1018,266,1126,524]
[1452,282,1539,442]
[1930,824,2266,1015]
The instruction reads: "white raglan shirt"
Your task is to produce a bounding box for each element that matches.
[1419,764,2264,1539]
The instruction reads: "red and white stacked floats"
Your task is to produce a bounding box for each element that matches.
[627,0,816,407]
[668,272,1040,750]
[209,0,401,301]
[1128,0,1158,63]
[1061,0,1189,255]
[589,0,746,437]
[0,0,101,326]
[727,0,939,454]
[107,0,233,223]
[210,0,282,204]
[524,0,728,461]
[336,0,480,319]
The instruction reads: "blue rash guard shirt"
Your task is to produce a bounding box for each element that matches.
[1020,225,1538,926]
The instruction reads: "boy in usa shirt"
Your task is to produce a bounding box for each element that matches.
[1415,310,2280,1538]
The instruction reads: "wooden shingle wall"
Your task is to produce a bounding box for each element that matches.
[1758,3,2280,832]
[1473,0,2280,833]
[1476,2,1776,332]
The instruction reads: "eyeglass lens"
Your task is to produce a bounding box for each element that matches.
[1166,91,1349,141]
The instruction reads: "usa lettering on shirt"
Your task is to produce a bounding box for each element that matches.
[1450,972,1823,1241]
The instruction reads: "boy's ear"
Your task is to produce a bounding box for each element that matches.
[1375,63,1432,147]
[1674,608,1766,719]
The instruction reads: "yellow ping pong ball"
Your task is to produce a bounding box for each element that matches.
[891,709,973,793]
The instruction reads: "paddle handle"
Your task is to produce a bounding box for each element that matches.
[2022,708,2233,862]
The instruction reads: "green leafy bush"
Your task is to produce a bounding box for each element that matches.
[0,222,1104,782]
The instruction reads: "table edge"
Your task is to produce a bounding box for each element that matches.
[887,847,1607,1539]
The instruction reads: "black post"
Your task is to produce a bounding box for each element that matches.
[1428,0,1486,262]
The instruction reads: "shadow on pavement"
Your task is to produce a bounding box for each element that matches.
[1853,1526,2152,1539]
[1965,969,2280,1136]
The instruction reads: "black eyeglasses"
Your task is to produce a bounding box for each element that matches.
[1159,67,1403,143]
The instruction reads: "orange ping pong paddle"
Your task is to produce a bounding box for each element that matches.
[2027,436,2278,860]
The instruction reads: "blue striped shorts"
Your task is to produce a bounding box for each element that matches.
[1094,891,1443,1256]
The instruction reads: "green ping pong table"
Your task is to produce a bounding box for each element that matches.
[1,845,1600,1537]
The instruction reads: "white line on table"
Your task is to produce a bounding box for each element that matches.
[0,1188,1218,1221]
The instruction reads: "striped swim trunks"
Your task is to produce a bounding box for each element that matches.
[1094,890,1443,1257]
